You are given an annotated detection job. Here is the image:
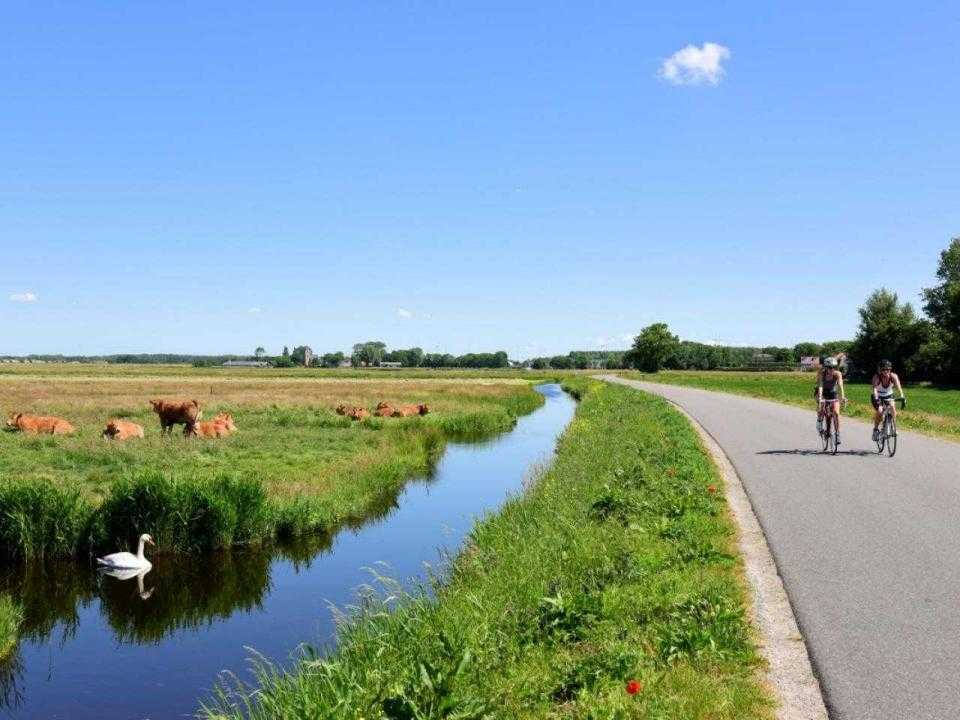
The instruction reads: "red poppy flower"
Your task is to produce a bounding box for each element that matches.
[707,485,717,494]
[626,679,642,695]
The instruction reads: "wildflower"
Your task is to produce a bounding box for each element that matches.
[626,679,642,695]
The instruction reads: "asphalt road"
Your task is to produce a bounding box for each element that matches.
[602,376,960,720]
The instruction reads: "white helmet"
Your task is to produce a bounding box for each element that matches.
[823,357,838,369]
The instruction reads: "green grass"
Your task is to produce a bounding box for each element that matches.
[0,369,548,558]
[623,370,960,441]
[0,595,22,660]
[204,379,773,720]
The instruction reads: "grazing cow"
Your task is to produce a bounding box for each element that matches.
[347,407,370,421]
[102,420,145,440]
[335,404,349,415]
[6,413,76,435]
[373,404,395,417]
[375,401,392,410]
[192,412,237,438]
[150,399,201,436]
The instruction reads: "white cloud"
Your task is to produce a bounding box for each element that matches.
[397,307,413,319]
[9,292,37,303]
[659,42,731,86]
[247,307,262,314]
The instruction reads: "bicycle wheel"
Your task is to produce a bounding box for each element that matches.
[886,415,897,457]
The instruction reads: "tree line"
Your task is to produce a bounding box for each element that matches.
[626,237,960,381]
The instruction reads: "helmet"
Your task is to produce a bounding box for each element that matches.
[823,357,838,369]
[878,359,892,371]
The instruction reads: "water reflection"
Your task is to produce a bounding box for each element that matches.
[0,384,574,719]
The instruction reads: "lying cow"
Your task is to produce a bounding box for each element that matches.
[6,413,76,435]
[373,404,395,417]
[391,404,430,417]
[192,412,237,438]
[150,399,202,436]
[347,407,370,421]
[102,419,145,440]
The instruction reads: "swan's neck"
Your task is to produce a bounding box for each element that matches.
[136,538,146,560]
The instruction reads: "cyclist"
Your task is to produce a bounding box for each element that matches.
[817,357,847,445]
[871,359,906,442]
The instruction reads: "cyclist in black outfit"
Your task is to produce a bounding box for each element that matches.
[817,357,847,446]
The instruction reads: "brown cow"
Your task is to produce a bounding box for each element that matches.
[375,401,392,410]
[391,404,430,417]
[6,413,76,435]
[102,419,145,440]
[347,407,370,421]
[192,412,237,438]
[335,404,349,415]
[373,404,395,417]
[150,399,202,436]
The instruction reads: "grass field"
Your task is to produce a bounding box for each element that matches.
[0,365,547,558]
[624,370,960,441]
[205,378,773,720]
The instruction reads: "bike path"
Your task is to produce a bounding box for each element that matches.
[601,376,960,720]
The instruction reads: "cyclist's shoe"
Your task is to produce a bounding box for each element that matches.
[872,428,880,442]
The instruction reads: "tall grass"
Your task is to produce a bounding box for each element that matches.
[203,379,773,719]
[0,480,92,559]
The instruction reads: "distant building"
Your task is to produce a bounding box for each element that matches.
[800,356,819,371]
[223,360,271,368]
[379,361,402,369]
[302,347,314,367]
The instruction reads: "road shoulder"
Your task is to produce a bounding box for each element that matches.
[601,375,828,720]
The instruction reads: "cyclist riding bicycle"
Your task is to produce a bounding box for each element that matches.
[817,357,847,445]
[871,359,906,442]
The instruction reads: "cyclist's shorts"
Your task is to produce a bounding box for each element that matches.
[872,396,893,410]
[822,389,839,401]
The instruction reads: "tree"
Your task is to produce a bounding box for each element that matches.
[282,346,290,359]
[549,355,572,369]
[320,351,345,368]
[569,352,590,369]
[290,345,313,366]
[531,357,548,370]
[254,346,266,359]
[793,342,821,359]
[849,289,924,379]
[922,237,960,381]
[627,323,679,372]
[351,341,387,367]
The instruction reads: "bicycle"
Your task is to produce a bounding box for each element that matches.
[817,398,846,455]
[875,397,906,457]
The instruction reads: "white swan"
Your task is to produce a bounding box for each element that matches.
[97,533,155,570]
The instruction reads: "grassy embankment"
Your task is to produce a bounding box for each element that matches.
[205,378,773,720]
[625,370,960,441]
[0,365,546,559]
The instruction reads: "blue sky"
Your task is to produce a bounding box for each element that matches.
[2,2,958,358]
